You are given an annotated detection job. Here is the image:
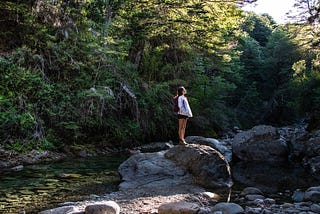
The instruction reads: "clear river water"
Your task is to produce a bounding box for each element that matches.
[0,155,128,213]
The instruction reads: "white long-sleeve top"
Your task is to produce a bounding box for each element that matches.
[178,95,193,117]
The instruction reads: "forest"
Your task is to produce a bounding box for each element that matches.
[0,0,319,152]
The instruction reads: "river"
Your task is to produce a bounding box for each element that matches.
[0,155,127,213]
[0,155,319,213]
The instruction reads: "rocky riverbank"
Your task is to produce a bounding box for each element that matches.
[40,185,320,213]
[2,124,320,213]
[40,142,320,214]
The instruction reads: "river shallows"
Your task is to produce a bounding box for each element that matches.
[0,155,127,214]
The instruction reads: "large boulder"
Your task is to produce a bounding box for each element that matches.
[164,144,232,189]
[232,125,289,162]
[278,126,309,160]
[185,136,232,162]
[119,144,232,191]
[302,132,320,177]
[279,126,320,177]
[118,151,194,190]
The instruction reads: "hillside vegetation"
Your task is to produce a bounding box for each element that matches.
[0,0,319,151]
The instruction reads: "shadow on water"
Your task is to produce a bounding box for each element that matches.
[205,161,320,205]
[228,161,320,203]
[0,155,128,214]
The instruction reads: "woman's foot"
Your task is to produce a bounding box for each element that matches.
[179,139,187,145]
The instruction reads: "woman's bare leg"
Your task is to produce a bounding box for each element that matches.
[178,119,184,140]
[182,119,187,143]
[178,118,187,144]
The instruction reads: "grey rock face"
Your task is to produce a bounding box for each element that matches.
[232,125,289,162]
[185,136,232,162]
[165,144,232,189]
[118,151,193,190]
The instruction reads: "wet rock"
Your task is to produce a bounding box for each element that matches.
[158,202,199,214]
[211,202,244,214]
[85,201,120,214]
[232,125,288,162]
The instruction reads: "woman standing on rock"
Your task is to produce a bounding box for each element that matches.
[176,86,193,145]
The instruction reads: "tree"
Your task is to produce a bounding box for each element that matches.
[242,13,276,46]
[258,28,301,124]
[288,0,320,24]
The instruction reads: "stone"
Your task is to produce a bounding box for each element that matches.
[118,151,194,190]
[310,203,320,213]
[245,207,262,214]
[307,186,320,192]
[158,202,199,214]
[245,194,265,201]
[211,202,244,214]
[282,203,294,208]
[138,142,174,153]
[185,136,232,162]
[38,206,79,214]
[241,187,263,196]
[292,189,305,202]
[304,191,320,202]
[85,201,120,214]
[263,198,276,206]
[165,144,232,189]
[10,165,24,171]
[232,125,288,162]
[202,192,220,200]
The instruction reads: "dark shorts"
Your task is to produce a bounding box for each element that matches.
[178,114,189,119]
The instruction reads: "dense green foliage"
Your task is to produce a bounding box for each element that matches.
[0,0,319,151]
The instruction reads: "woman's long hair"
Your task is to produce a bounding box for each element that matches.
[177,86,184,96]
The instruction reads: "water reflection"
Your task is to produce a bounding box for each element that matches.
[0,155,127,214]
[232,161,319,194]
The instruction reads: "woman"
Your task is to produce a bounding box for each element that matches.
[176,86,193,145]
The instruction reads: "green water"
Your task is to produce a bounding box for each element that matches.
[0,155,128,214]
